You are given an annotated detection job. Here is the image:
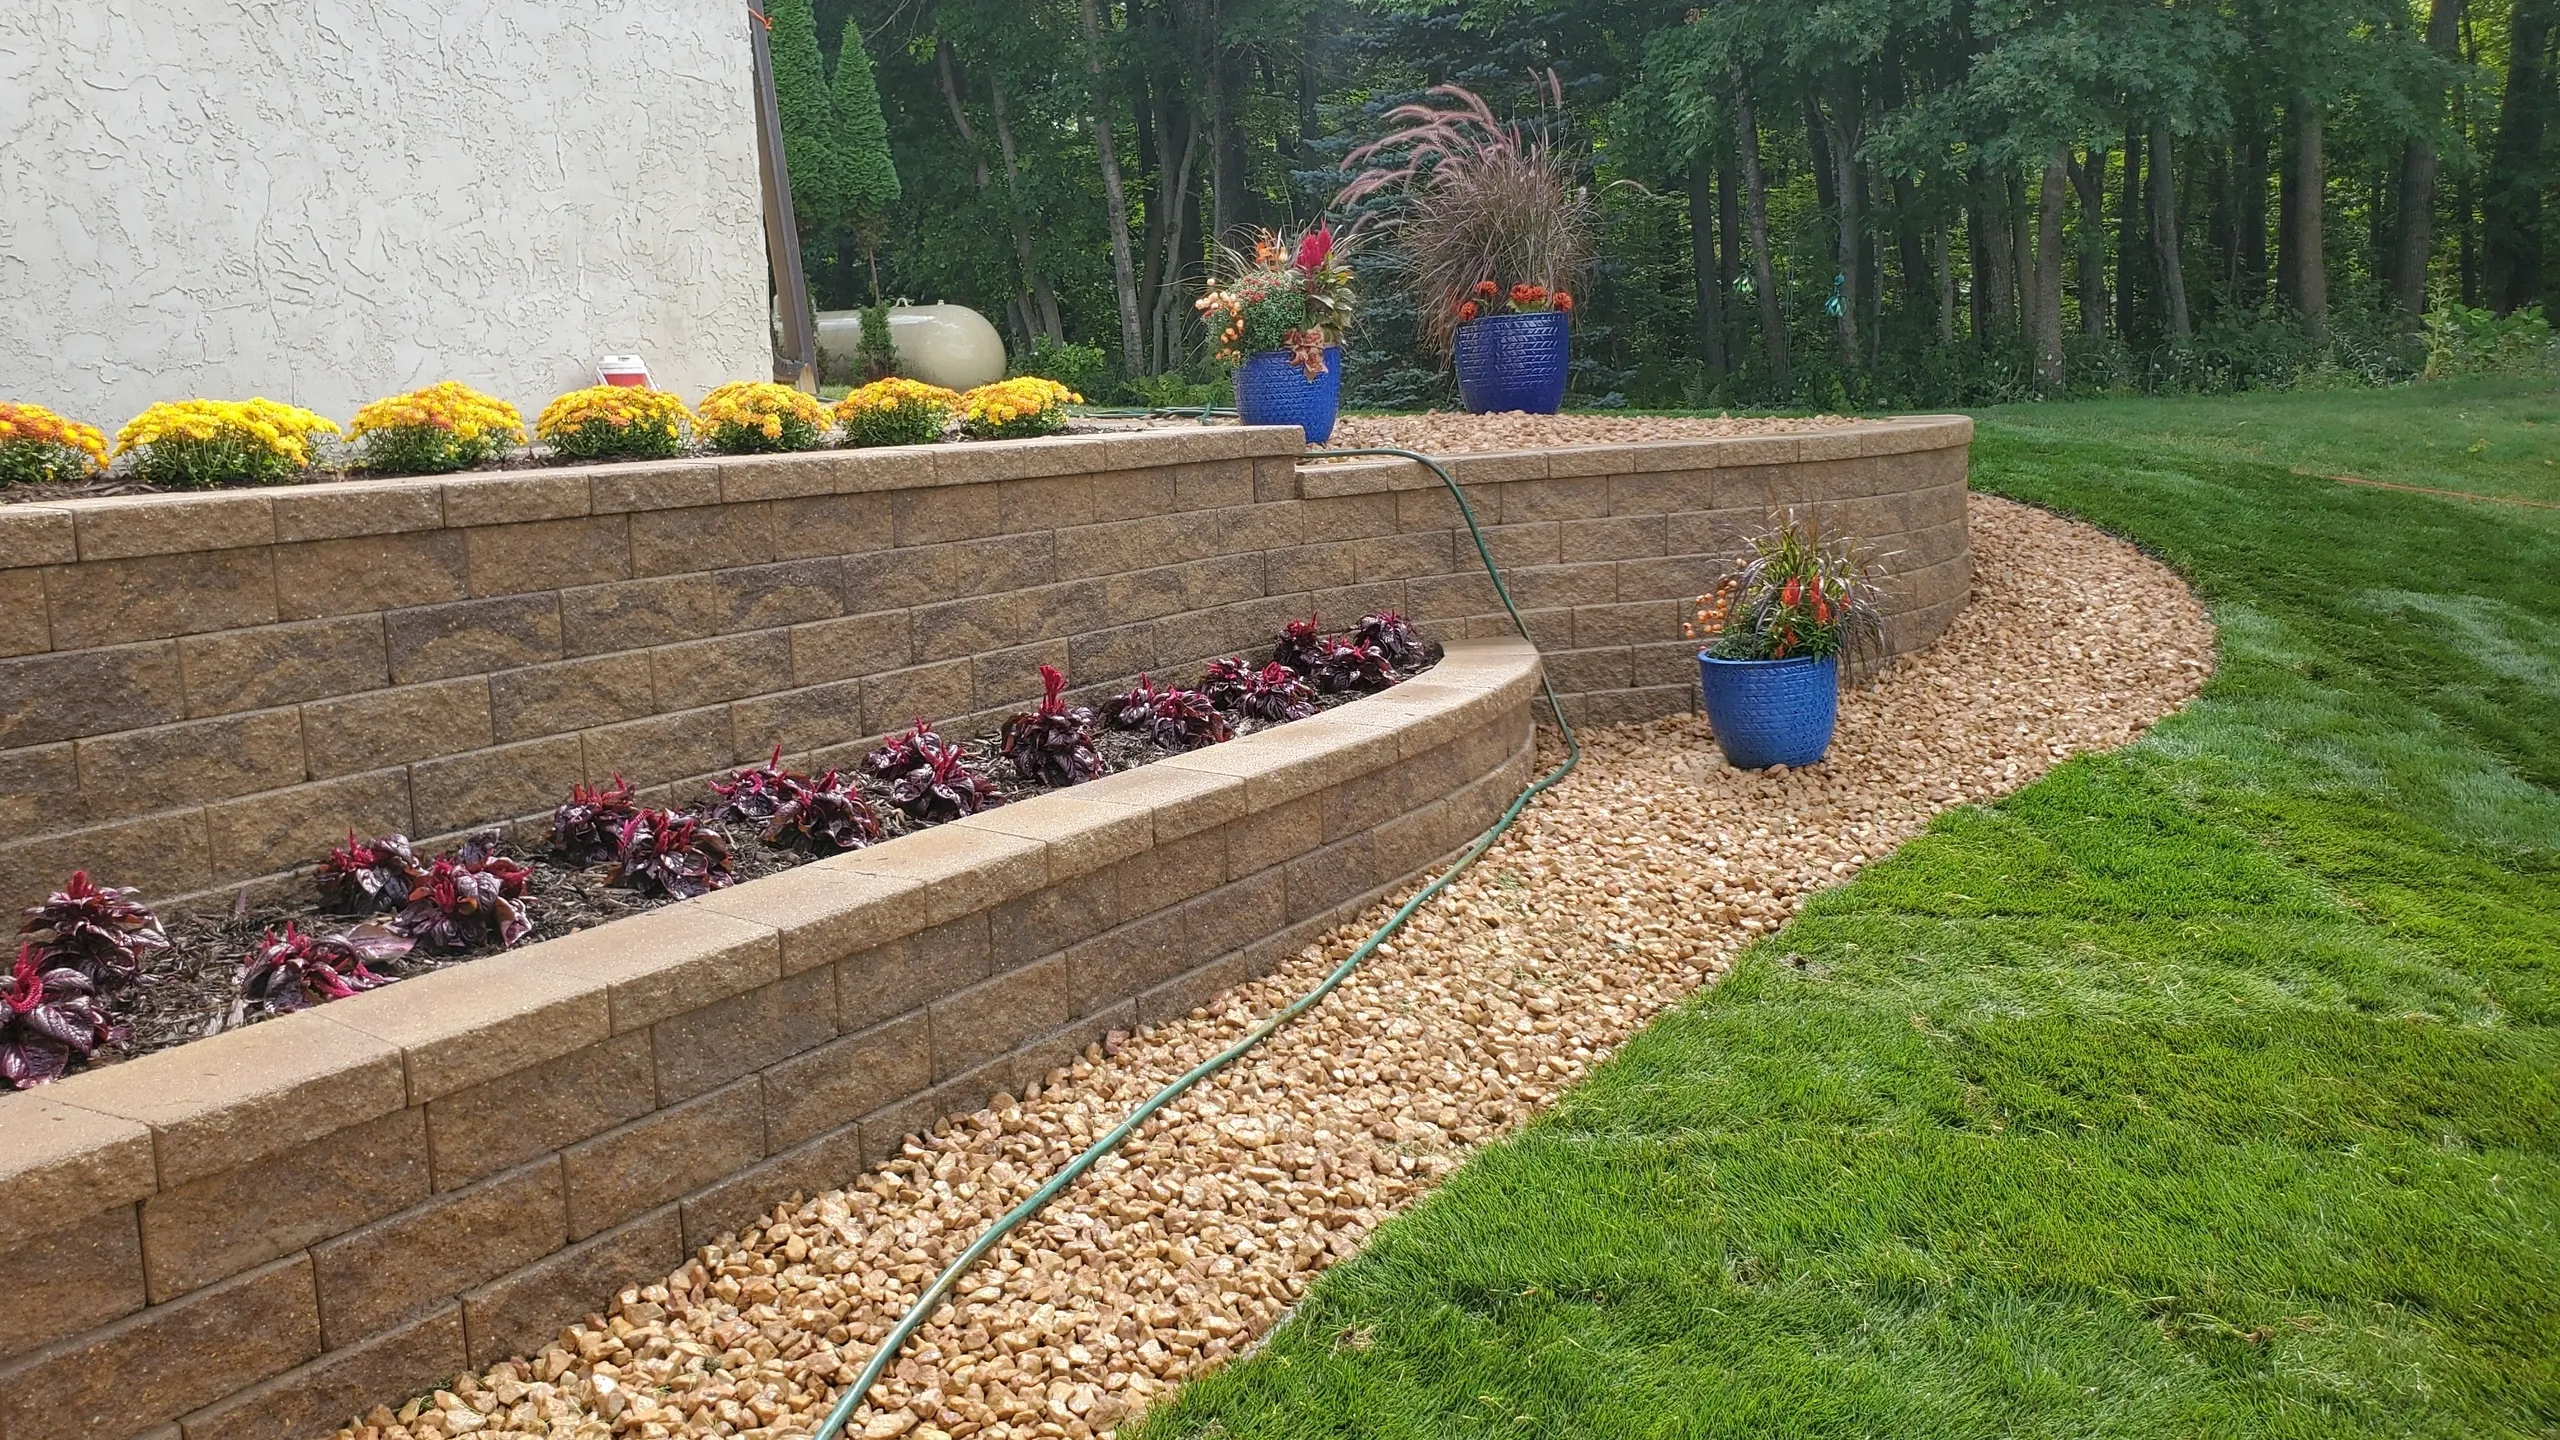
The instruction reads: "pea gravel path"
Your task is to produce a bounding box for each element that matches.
[336,494,2214,1440]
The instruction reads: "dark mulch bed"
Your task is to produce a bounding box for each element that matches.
[95,658,1434,1068]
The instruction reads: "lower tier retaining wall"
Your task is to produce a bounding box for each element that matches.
[0,640,1542,1440]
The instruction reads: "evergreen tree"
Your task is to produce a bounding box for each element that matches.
[769,0,842,250]
[833,16,903,299]
[834,19,902,219]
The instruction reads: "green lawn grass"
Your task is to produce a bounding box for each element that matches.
[1129,382,2560,1438]
[1976,377,2560,511]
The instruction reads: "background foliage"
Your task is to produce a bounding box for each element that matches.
[782,0,2559,407]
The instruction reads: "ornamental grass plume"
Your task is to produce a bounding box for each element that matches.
[0,402,109,486]
[1336,72,1593,352]
[535,385,692,461]
[957,377,1080,440]
[346,381,525,474]
[835,376,961,447]
[697,381,833,454]
[112,398,339,488]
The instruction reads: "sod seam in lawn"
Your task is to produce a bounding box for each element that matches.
[1130,385,2560,1439]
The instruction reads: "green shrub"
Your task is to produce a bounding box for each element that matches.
[1010,338,1111,399]
[2423,301,2557,379]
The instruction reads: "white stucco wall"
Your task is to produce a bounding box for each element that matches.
[0,0,770,429]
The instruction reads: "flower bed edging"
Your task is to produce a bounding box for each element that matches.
[0,639,1540,1440]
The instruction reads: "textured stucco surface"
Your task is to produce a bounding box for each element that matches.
[0,0,770,427]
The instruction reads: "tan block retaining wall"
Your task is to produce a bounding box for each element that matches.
[0,417,1969,915]
[0,641,1543,1440]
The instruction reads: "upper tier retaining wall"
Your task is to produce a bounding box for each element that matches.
[0,416,1970,913]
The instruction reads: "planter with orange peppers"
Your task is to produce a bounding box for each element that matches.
[1685,519,1885,770]
[1451,280,1573,414]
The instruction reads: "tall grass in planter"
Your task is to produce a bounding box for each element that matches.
[1686,520,1885,771]
[1338,73,1591,413]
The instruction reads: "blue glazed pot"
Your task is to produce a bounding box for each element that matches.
[1233,346,1341,444]
[1454,311,1569,414]
[1696,652,1840,770]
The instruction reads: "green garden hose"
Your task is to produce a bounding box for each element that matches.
[809,445,1578,1440]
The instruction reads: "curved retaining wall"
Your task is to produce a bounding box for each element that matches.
[0,642,1542,1440]
[0,416,1970,915]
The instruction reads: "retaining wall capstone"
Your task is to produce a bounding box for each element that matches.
[0,417,1970,915]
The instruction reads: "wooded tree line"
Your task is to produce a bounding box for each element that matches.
[791,0,2558,405]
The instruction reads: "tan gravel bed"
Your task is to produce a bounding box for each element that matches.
[333,494,2212,1440]
[1324,411,1864,453]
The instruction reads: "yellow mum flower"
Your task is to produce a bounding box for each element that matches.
[0,402,110,485]
[535,386,692,462]
[957,378,1079,440]
[348,382,525,474]
[697,381,831,455]
[111,398,337,489]
[835,378,961,448]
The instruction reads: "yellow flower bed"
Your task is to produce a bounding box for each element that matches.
[535,385,692,461]
[697,381,832,454]
[112,398,339,489]
[347,381,526,474]
[0,402,110,486]
[835,377,961,448]
[957,377,1080,440]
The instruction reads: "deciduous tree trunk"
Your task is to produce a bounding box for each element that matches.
[1972,167,2016,337]
[1689,159,1728,379]
[2149,126,2193,340]
[1080,0,1144,373]
[2279,102,2328,338]
[1827,89,1862,366]
[2485,0,2555,313]
[1734,81,1791,394]
[2116,126,2144,338]
[2032,149,2068,389]
[2236,126,2269,306]
[2069,148,2108,336]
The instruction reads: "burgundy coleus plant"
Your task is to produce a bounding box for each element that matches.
[315,832,422,916]
[862,720,1001,821]
[760,771,883,853]
[552,775,639,865]
[237,922,411,1016]
[1142,686,1233,752]
[1359,610,1431,671]
[19,870,168,992]
[863,719,945,781]
[1235,661,1320,721]
[608,808,735,899]
[1099,674,1166,730]
[1274,615,1329,673]
[1306,635,1398,694]
[396,838,535,950]
[1200,655,1256,712]
[1001,664,1105,787]
[1,945,126,1087]
[709,746,800,829]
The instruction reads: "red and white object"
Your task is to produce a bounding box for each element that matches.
[598,355,652,388]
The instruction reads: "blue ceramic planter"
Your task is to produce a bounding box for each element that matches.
[1233,346,1341,444]
[1454,311,1570,414]
[1696,652,1839,770]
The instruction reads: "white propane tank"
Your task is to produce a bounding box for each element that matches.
[812,304,1007,391]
